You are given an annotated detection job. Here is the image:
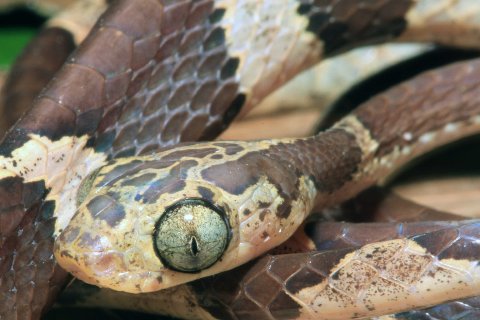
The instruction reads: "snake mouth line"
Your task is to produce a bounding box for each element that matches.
[3,0,480,319]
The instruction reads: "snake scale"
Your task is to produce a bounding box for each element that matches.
[1,0,480,319]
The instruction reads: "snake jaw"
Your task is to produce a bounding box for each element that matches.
[53,147,248,292]
[53,139,318,292]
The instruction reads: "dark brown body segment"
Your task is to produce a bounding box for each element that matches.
[0,27,75,136]
[0,0,244,157]
[297,0,413,55]
[0,177,69,320]
[201,129,362,219]
[0,26,75,320]
[354,59,480,157]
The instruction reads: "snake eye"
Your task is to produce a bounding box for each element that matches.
[153,199,230,272]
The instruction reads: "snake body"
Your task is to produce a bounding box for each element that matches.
[1,1,480,319]
[53,56,480,318]
[58,189,477,319]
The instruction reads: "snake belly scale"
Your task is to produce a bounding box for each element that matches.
[1,1,480,319]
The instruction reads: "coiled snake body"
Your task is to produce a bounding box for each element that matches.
[1,1,480,319]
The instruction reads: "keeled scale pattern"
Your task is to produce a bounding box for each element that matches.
[91,0,248,157]
[191,221,480,319]
[0,179,69,320]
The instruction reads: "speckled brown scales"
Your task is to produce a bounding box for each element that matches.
[186,220,480,320]
[2,0,480,319]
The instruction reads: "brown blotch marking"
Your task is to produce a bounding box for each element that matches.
[59,250,74,260]
[211,154,223,160]
[259,209,271,222]
[203,130,362,219]
[86,192,126,227]
[197,186,215,202]
[213,142,244,155]
[137,160,198,204]
[243,208,251,216]
[217,202,231,217]
[258,201,270,208]
[95,159,143,188]
[411,228,460,256]
[92,253,122,273]
[222,93,246,128]
[438,222,480,261]
[407,222,476,261]
[285,266,326,294]
[309,247,358,277]
[298,0,413,55]
[438,237,480,261]
[161,147,218,160]
[120,172,157,187]
[266,130,362,193]
[59,226,81,245]
[201,151,299,219]
[77,233,105,251]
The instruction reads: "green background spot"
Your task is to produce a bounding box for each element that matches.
[0,28,35,69]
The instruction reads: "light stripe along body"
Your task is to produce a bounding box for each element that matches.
[58,219,480,319]
[1,0,480,319]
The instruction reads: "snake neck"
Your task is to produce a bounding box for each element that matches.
[278,60,480,211]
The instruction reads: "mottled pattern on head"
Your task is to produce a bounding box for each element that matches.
[54,135,336,292]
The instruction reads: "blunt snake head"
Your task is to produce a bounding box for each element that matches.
[54,141,312,293]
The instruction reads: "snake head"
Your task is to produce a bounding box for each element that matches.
[54,141,314,292]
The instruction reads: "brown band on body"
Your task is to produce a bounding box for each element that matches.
[266,129,363,193]
[201,129,362,219]
[411,221,480,262]
[297,0,413,55]
[88,0,245,157]
[305,221,468,252]
[203,130,363,197]
[0,177,69,319]
[353,59,480,157]
[0,1,245,157]
[0,27,75,137]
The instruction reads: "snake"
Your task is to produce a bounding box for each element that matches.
[1,0,480,319]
